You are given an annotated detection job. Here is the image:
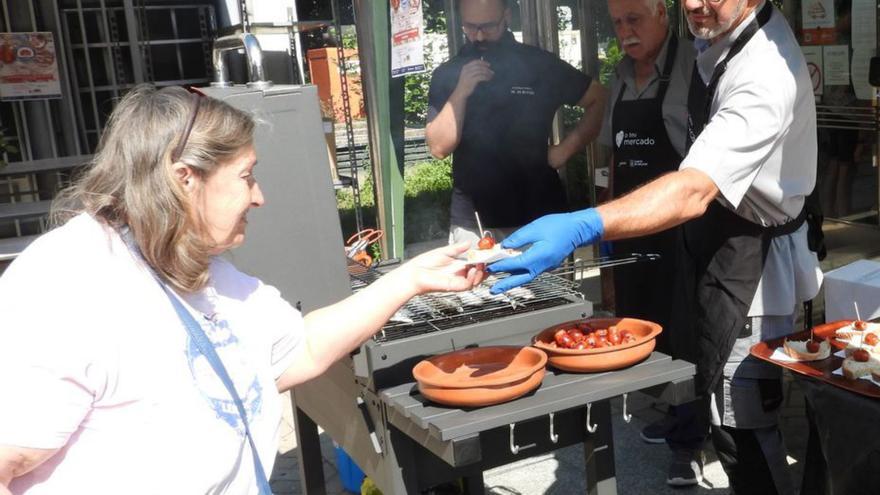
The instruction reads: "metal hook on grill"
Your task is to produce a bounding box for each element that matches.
[622,393,632,423]
[509,423,521,454]
[585,403,598,433]
[549,412,559,444]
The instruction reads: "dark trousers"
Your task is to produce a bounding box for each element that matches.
[666,384,783,494]
[711,424,780,495]
[665,398,709,452]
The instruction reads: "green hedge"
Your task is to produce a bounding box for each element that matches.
[337,157,453,244]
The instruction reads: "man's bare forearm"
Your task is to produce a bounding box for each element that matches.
[597,168,719,240]
[426,90,469,158]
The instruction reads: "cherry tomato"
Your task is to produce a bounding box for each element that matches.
[854,348,871,362]
[584,335,597,348]
[806,340,820,353]
[477,236,495,250]
[0,45,14,64]
[567,328,584,341]
[608,333,621,345]
[855,320,868,331]
[554,329,569,347]
[866,333,879,346]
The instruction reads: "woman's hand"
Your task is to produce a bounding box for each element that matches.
[397,241,486,296]
[279,242,486,390]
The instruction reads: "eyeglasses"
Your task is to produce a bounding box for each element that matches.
[462,15,506,36]
[171,88,203,163]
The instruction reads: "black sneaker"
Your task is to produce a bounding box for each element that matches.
[639,414,676,444]
[666,449,704,487]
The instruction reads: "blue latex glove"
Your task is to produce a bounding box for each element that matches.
[487,208,604,294]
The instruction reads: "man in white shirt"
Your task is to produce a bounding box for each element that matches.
[487,0,821,492]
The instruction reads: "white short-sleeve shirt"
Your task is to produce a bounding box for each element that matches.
[679,3,822,320]
[0,214,304,494]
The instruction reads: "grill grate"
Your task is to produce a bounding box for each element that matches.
[351,268,584,343]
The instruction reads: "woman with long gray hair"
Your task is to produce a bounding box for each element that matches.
[0,85,483,494]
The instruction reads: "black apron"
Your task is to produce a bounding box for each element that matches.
[673,2,806,395]
[611,34,681,349]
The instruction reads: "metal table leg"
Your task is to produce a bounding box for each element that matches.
[462,473,486,495]
[584,400,617,495]
[293,404,327,495]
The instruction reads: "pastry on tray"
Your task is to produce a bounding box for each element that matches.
[835,320,880,340]
[782,338,831,361]
[841,348,880,380]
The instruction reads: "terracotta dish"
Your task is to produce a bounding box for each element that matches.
[412,346,548,407]
[533,317,662,372]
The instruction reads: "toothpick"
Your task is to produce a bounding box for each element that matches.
[855,302,867,350]
[475,211,485,237]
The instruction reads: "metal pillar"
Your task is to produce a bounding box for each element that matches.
[286,5,306,84]
[122,0,146,84]
[353,0,405,260]
[444,0,464,56]
[519,0,539,46]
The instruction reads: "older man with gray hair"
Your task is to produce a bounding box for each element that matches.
[598,0,697,484]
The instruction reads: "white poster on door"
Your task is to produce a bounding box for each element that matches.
[802,46,824,96]
[802,0,836,44]
[851,48,876,99]
[851,0,876,51]
[823,45,850,85]
[390,0,426,77]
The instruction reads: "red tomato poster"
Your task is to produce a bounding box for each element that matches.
[0,32,61,101]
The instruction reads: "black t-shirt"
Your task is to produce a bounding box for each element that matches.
[427,32,591,227]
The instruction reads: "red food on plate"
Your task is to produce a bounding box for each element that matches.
[477,236,495,250]
[806,340,820,353]
[866,333,879,346]
[854,348,871,362]
[854,320,869,331]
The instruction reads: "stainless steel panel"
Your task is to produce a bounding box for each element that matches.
[200,84,351,312]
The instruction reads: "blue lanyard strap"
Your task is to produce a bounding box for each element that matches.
[121,228,272,494]
[160,285,273,494]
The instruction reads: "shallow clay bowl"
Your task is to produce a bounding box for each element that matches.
[533,317,662,373]
[412,346,548,407]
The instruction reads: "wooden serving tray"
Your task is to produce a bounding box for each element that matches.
[750,319,880,399]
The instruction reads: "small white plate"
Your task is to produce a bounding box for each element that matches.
[458,245,521,265]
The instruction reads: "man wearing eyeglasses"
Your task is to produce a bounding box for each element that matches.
[486,0,822,493]
[425,0,607,245]
[597,0,696,483]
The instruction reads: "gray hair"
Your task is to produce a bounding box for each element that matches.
[645,0,664,16]
[52,84,255,292]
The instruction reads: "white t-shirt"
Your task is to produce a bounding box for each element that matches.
[679,3,823,321]
[0,214,304,494]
